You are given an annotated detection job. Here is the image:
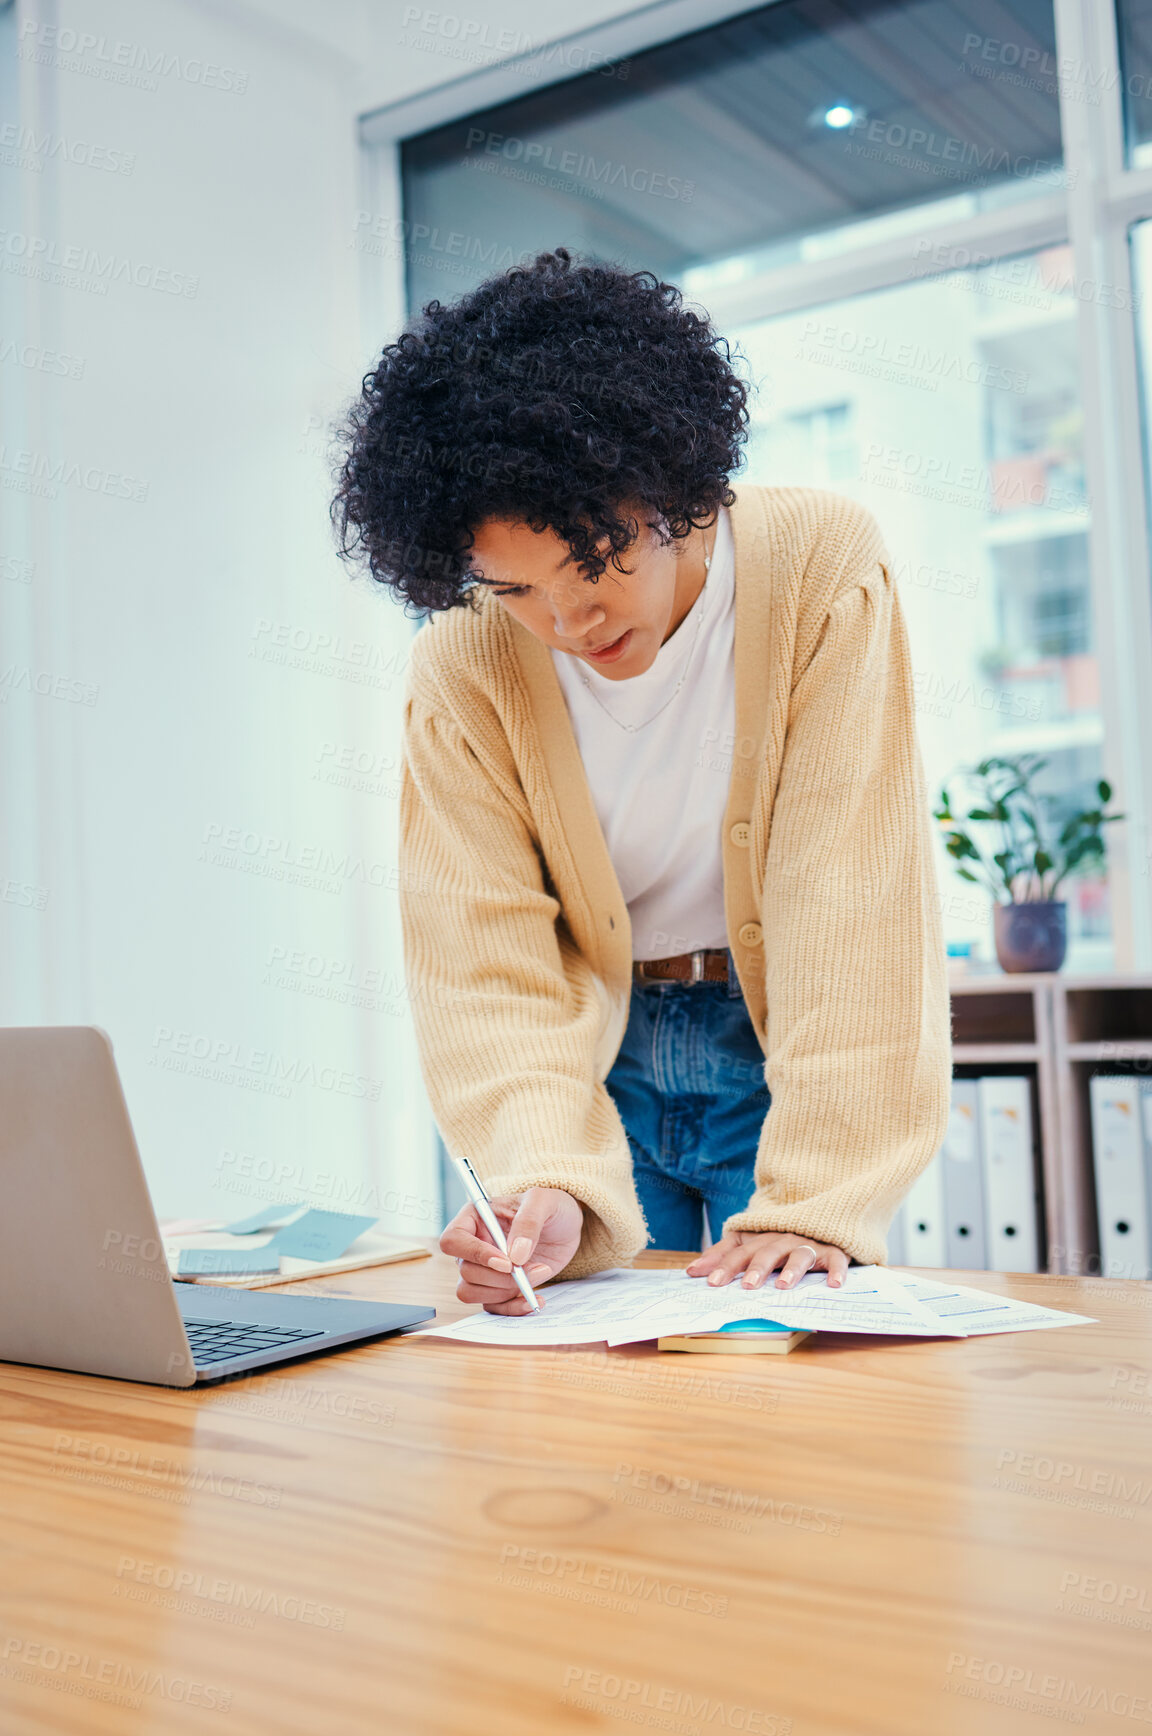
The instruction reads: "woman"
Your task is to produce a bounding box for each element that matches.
[333,248,952,1315]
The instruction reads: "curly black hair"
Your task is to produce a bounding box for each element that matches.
[331,248,749,613]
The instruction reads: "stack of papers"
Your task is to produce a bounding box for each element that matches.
[164,1203,429,1288]
[417,1265,1095,1347]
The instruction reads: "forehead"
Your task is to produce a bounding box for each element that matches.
[467,511,651,586]
[468,517,573,576]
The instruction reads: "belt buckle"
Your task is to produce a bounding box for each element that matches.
[689,949,705,985]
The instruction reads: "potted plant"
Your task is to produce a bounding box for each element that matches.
[933,753,1124,973]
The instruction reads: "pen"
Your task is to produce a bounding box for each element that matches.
[453,1155,542,1313]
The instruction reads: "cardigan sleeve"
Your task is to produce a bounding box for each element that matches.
[398,659,647,1280]
[721,553,953,1266]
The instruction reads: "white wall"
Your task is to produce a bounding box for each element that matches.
[0,0,625,1229]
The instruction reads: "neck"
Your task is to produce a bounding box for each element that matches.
[662,517,716,645]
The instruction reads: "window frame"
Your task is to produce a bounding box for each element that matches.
[359,0,1152,968]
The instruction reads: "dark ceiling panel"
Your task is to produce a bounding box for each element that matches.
[401,0,1062,309]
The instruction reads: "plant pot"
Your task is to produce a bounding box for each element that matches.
[993,900,1067,973]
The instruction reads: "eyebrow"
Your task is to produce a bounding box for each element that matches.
[470,549,590,587]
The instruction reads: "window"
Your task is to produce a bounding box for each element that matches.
[1117,0,1152,164]
[399,0,1064,311]
[755,403,857,488]
[730,243,1112,965]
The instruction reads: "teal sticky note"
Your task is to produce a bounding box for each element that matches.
[178,1247,282,1277]
[716,1318,794,1334]
[223,1202,304,1235]
[264,1210,377,1263]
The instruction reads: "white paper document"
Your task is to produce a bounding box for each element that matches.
[417,1269,698,1348]
[886,1271,1097,1336]
[415,1265,1007,1348]
[606,1264,964,1344]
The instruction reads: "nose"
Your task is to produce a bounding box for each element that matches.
[551,582,606,642]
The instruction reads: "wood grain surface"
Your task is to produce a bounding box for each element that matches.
[1,1250,1150,1736]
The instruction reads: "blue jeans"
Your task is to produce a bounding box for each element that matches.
[604,958,771,1251]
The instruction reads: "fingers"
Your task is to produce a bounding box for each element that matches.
[457,1257,551,1312]
[505,1191,558,1268]
[457,1258,551,1294]
[770,1244,819,1289]
[737,1239,809,1289]
[700,1237,756,1288]
[738,1241,789,1289]
[685,1234,849,1291]
[441,1189,569,1316]
[440,1224,512,1273]
[685,1235,741,1277]
[825,1247,850,1288]
[439,1201,519,1272]
[457,1267,537,1314]
[475,1294,538,1316]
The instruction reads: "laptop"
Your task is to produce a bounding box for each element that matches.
[0,1026,434,1385]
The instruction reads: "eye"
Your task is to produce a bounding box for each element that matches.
[491,585,528,598]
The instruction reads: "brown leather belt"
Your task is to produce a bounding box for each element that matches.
[633,949,730,984]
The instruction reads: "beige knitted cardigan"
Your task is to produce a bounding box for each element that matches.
[399,484,953,1278]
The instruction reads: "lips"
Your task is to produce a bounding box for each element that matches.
[584,629,632,664]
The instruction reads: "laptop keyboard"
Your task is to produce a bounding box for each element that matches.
[182,1318,326,1366]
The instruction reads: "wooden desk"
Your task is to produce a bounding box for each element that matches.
[2,1252,1150,1735]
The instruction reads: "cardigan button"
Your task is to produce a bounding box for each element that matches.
[729,822,750,847]
[737,921,763,947]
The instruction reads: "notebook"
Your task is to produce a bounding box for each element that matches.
[657,1319,812,1354]
[163,1225,431,1288]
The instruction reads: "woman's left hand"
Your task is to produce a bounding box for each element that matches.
[686,1230,850,1291]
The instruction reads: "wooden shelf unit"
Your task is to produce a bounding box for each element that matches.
[948,971,1152,1275]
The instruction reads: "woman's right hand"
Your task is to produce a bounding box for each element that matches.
[439,1186,584,1314]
